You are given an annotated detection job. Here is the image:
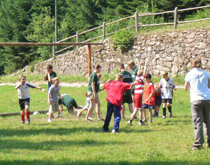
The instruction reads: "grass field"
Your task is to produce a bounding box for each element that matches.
[0,85,210,165]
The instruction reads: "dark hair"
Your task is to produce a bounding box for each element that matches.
[119,63,125,69]
[20,76,26,81]
[46,64,53,70]
[191,58,201,68]
[95,64,101,70]
[145,74,152,79]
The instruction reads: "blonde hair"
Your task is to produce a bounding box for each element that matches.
[162,71,168,77]
[127,60,135,66]
[191,58,201,68]
[52,77,59,83]
[116,73,124,80]
[137,69,143,76]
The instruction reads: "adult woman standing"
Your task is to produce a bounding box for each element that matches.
[185,58,210,150]
[85,65,103,121]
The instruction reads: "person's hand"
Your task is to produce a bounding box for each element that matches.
[41,88,46,92]
[93,93,96,100]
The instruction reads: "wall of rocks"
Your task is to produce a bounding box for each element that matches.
[33,28,210,76]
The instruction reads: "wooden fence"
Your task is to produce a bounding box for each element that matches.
[55,5,210,55]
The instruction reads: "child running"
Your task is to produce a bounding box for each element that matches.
[103,73,131,133]
[48,77,62,122]
[159,71,176,118]
[16,76,46,124]
[142,74,155,123]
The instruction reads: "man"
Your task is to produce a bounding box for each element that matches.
[118,63,133,119]
[127,60,138,95]
[185,58,210,150]
[44,64,57,90]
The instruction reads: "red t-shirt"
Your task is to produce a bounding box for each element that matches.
[143,81,155,105]
[104,81,131,106]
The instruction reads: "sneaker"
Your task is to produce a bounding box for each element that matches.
[27,120,30,125]
[48,119,52,123]
[21,121,25,124]
[138,121,145,126]
[191,145,202,150]
[162,116,166,119]
[98,118,104,121]
[88,117,93,120]
[127,120,132,126]
[111,129,118,133]
[149,120,152,123]
[85,118,92,122]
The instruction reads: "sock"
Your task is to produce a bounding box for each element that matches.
[21,114,25,122]
[130,120,132,123]
[26,111,30,121]
[140,120,142,122]
[163,108,166,116]
[155,111,158,116]
[168,107,172,113]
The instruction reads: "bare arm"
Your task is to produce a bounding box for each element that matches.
[143,59,149,75]
[15,84,22,90]
[48,93,51,105]
[184,82,190,91]
[145,93,155,102]
[34,86,46,92]
[208,79,210,89]
[92,81,96,98]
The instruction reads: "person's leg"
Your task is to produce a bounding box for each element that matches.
[77,107,87,118]
[85,99,95,121]
[167,102,172,117]
[154,105,160,117]
[103,102,113,132]
[58,104,63,117]
[139,108,144,125]
[149,109,152,123]
[128,103,134,114]
[95,93,103,120]
[113,105,121,132]
[203,100,210,147]
[130,108,138,121]
[191,100,204,148]
[25,105,30,124]
[121,104,125,119]
[143,109,147,122]
[162,102,167,118]
[21,109,25,124]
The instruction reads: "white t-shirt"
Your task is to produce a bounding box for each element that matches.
[48,85,60,103]
[159,78,175,99]
[185,68,210,103]
[16,82,35,99]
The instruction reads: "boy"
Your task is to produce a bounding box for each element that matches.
[44,64,57,90]
[154,84,162,117]
[127,60,138,95]
[142,74,155,123]
[103,73,131,133]
[16,76,45,124]
[159,72,176,118]
[118,63,133,119]
[58,93,83,117]
[128,70,145,125]
[48,77,62,122]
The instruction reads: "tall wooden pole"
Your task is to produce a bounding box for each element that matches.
[174,7,178,29]
[88,44,92,77]
[55,0,58,50]
[135,11,138,32]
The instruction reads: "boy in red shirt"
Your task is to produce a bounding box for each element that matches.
[103,73,131,133]
[142,74,155,123]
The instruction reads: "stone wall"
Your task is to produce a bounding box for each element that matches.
[33,28,210,76]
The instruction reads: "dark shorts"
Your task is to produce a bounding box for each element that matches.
[19,98,30,110]
[162,99,172,104]
[122,94,133,104]
[131,89,135,95]
[67,99,78,111]
[155,96,162,107]
[142,104,154,110]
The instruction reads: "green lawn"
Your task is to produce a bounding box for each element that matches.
[0,86,210,165]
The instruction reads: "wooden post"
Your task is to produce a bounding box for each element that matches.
[174,7,178,29]
[76,31,79,48]
[88,44,92,77]
[135,11,138,32]
[52,41,55,58]
[102,22,106,39]
[55,0,58,52]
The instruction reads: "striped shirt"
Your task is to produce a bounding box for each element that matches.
[134,75,145,95]
[16,82,35,99]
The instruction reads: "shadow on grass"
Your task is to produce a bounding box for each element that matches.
[0,138,124,150]
[0,160,209,165]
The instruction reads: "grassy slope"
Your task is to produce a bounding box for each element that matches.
[0,86,210,164]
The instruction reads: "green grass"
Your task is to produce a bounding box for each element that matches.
[0,85,210,164]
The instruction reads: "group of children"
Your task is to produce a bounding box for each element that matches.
[16,62,176,134]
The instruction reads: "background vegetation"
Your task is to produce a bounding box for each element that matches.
[0,0,209,75]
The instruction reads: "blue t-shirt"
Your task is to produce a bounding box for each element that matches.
[185,68,210,103]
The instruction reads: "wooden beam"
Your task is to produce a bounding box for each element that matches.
[0,42,104,47]
[88,44,92,77]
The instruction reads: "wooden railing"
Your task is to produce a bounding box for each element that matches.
[55,5,210,55]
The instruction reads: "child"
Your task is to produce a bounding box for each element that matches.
[128,70,145,125]
[154,84,162,117]
[102,73,131,133]
[48,77,62,122]
[16,76,46,124]
[159,71,176,118]
[142,74,155,123]
[58,93,83,117]
[44,64,57,90]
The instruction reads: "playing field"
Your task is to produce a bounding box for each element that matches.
[0,86,209,165]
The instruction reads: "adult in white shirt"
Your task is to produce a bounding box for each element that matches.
[185,58,210,150]
[159,71,176,118]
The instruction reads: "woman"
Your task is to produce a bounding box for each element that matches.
[85,64,103,122]
[185,58,210,150]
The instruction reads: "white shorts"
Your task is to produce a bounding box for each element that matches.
[49,102,59,113]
